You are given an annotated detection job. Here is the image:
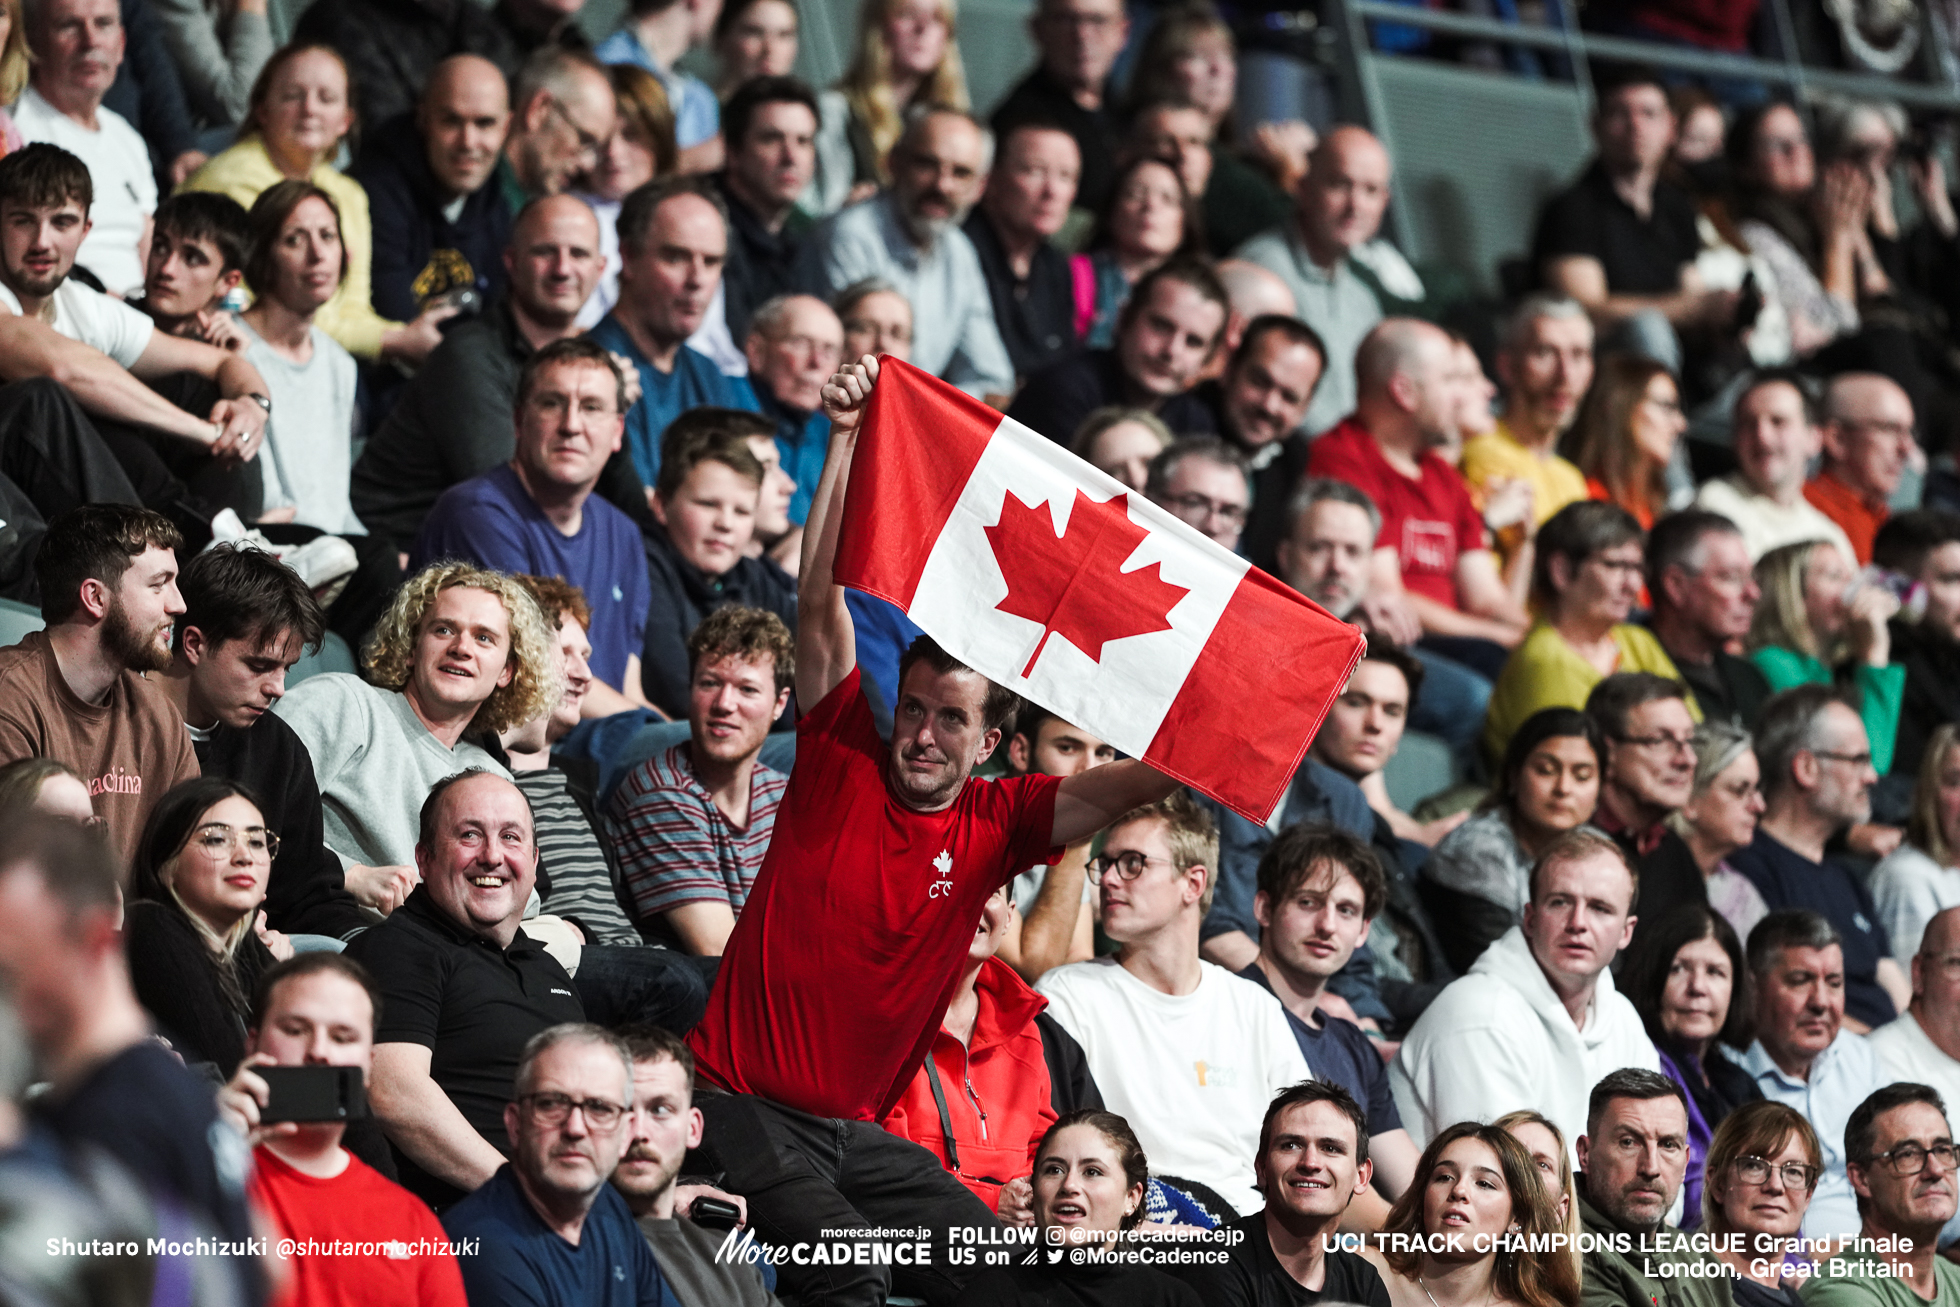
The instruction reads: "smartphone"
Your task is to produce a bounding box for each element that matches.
[689,1198,743,1232]
[259,1065,369,1124]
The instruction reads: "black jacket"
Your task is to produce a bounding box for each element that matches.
[350,114,514,324]
[640,521,798,719]
[1005,350,1217,449]
[124,900,277,1076]
[1036,1012,1102,1116]
[196,710,373,940]
[106,0,197,176]
[964,207,1077,381]
[1889,617,1960,778]
[714,173,809,346]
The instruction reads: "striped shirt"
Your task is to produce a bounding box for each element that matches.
[514,768,640,946]
[603,743,787,944]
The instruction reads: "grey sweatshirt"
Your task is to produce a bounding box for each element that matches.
[272,673,507,870]
[150,0,275,127]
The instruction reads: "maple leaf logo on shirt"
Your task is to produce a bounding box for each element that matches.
[983,490,1190,679]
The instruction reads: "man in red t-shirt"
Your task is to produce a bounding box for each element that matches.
[1304,317,1529,684]
[685,355,1181,1306]
[219,954,467,1307]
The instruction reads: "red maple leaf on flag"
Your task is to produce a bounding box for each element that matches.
[983,489,1191,679]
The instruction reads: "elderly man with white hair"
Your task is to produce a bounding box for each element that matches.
[795,108,1014,399]
[745,292,843,525]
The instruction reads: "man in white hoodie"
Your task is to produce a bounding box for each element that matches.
[1389,827,1659,1159]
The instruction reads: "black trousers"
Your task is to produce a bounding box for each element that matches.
[0,378,145,601]
[693,1090,998,1307]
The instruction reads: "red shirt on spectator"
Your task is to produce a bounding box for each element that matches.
[880,956,1058,1211]
[1305,417,1489,609]
[688,668,1063,1122]
[250,1146,467,1307]
[1804,471,1886,565]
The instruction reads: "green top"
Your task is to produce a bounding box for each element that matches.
[1748,646,1906,773]
[1577,1194,1729,1307]
[1800,1253,1960,1307]
[1484,621,1700,766]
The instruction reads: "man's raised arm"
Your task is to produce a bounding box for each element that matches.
[1051,759,1180,847]
[798,356,879,709]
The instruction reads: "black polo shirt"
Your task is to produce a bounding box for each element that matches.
[344,885,584,1205]
[1532,160,1700,295]
[964,207,1077,380]
[1727,830,1896,1029]
[990,65,1121,213]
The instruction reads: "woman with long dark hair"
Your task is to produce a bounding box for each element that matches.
[1618,903,1763,1226]
[1362,1122,1578,1307]
[1071,156,1203,348]
[1424,707,1604,971]
[125,778,292,1075]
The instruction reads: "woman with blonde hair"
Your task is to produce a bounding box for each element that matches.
[181,43,457,367]
[1704,1101,1822,1305]
[1563,353,1687,530]
[1871,725,1960,958]
[1747,538,1905,772]
[1491,1111,1581,1281]
[811,0,968,210]
[1072,407,1173,492]
[1362,1121,1578,1307]
[0,0,28,156]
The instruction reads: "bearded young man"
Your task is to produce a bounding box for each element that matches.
[0,503,198,861]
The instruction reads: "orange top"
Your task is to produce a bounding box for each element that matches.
[1804,472,1886,564]
[1586,477,1656,530]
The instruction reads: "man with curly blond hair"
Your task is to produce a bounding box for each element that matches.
[275,560,560,913]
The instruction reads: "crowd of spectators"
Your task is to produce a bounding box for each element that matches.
[4,0,1960,1304]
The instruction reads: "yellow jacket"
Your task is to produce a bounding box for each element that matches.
[1483,621,1701,765]
[177,135,395,359]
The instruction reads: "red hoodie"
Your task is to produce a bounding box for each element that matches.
[880,956,1058,1211]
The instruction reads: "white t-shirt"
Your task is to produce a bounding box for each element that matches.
[1036,957,1312,1215]
[11,87,157,295]
[0,275,154,367]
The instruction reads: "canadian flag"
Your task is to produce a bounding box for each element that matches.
[835,358,1365,823]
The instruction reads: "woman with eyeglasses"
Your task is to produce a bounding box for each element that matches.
[1704,1101,1823,1305]
[1619,904,1764,1228]
[1747,538,1904,774]
[1563,354,1688,531]
[125,778,293,1076]
[1483,500,1697,765]
[1360,1122,1578,1307]
[1424,707,1604,972]
[836,279,915,365]
[1670,721,1773,943]
[1870,726,1960,960]
[953,1111,1202,1305]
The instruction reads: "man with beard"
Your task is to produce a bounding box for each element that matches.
[1575,1068,1728,1307]
[442,1024,679,1305]
[0,503,198,863]
[1198,314,1326,572]
[795,109,1014,400]
[609,1025,775,1305]
[591,178,756,491]
[1805,1084,1960,1305]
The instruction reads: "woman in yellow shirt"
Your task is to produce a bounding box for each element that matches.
[179,44,452,365]
[1484,499,1699,763]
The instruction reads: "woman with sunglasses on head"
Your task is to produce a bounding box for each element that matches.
[1671,722,1774,943]
[125,778,292,1077]
[1704,1101,1822,1306]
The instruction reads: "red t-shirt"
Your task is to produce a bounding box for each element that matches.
[250,1145,467,1307]
[1305,418,1489,609]
[688,668,1063,1122]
